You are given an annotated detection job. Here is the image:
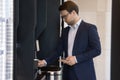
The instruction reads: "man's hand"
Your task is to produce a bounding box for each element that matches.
[37,60,46,67]
[60,56,77,66]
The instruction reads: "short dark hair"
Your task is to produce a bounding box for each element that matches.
[59,1,79,14]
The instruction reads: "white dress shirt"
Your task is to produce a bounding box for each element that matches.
[68,19,82,62]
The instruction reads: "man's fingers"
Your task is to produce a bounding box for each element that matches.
[60,59,67,63]
[37,60,45,67]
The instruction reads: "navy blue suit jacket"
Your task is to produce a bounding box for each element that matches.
[45,21,101,80]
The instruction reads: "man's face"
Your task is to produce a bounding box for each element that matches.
[60,10,75,25]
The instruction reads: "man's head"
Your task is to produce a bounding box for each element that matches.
[59,1,79,14]
[59,1,80,26]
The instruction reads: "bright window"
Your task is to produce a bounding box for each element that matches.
[0,0,13,80]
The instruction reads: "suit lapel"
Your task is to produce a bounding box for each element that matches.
[72,21,84,54]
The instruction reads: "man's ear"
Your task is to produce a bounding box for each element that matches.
[72,10,77,14]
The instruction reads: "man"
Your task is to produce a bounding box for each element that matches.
[38,1,101,80]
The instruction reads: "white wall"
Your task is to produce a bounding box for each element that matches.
[70,0,112,80]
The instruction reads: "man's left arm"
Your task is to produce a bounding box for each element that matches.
[75,25,101,63]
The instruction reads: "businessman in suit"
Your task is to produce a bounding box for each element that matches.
[38,1,101,80]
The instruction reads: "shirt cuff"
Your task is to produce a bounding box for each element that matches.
[74,56,78,63]
[43,60,47,66]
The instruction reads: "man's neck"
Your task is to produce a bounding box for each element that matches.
[71,16,80,26]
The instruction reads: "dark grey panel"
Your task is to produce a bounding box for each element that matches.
[111,0,120,80]
[14,0,36,80]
